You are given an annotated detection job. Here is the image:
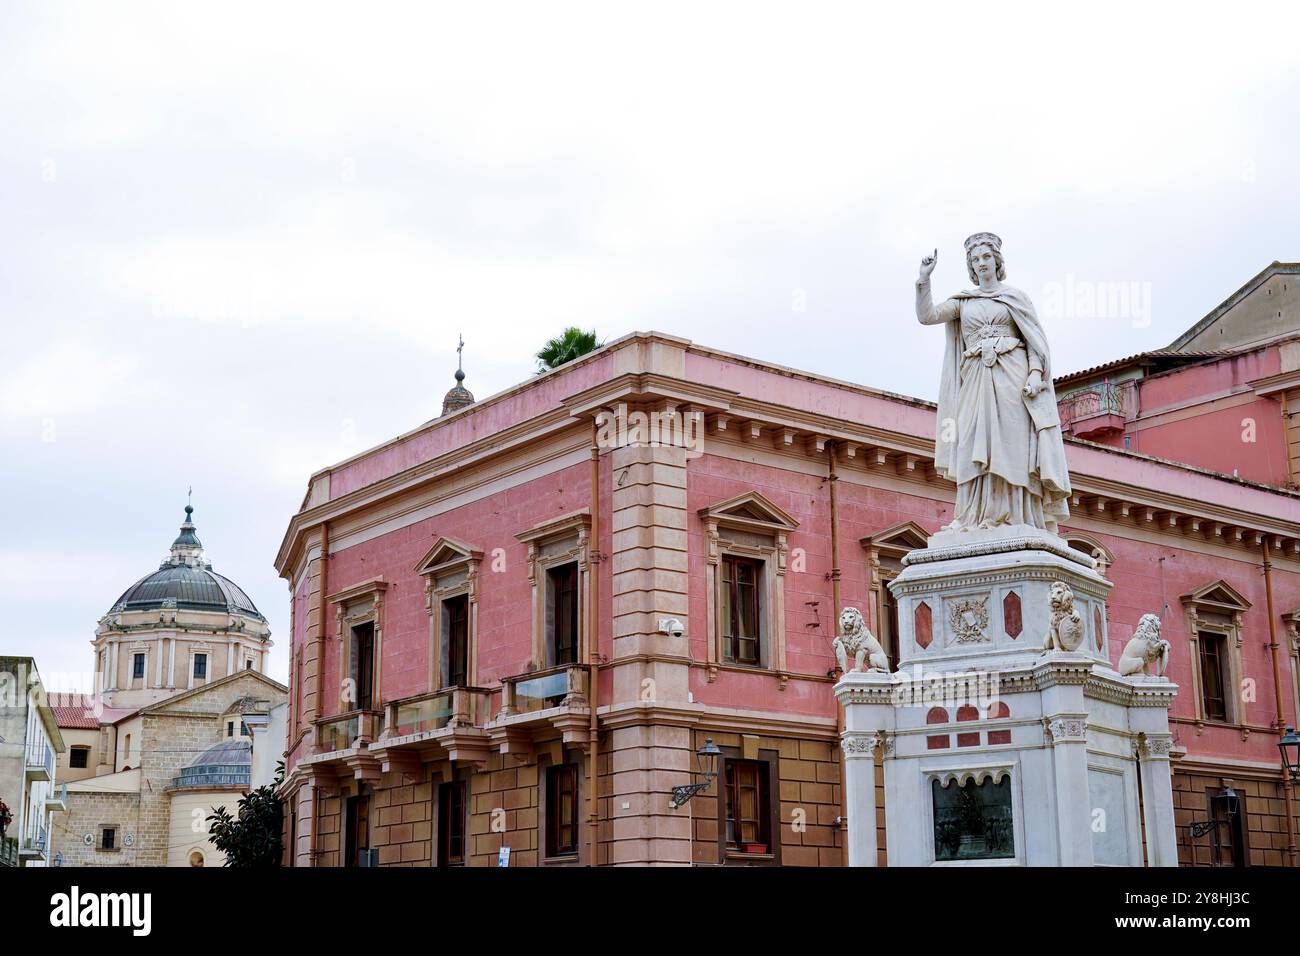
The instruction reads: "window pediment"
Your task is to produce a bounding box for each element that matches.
[414,537,483,577]
[515,510,591,547]
[1181,580,1251,615]
[861,520,930,558]
[698,491,798,535]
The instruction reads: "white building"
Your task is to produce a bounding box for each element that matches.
[0,657,66,867]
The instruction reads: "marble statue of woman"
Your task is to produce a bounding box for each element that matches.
[916,233,1071,534]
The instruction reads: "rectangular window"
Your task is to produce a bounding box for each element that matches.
[227,721,234,738]
[723,758,771,854]
[546,764,580,857]
[721,556,761,666]
[193,654,207,679]
[343,794,370,868]
[437,781,467,867]
[547,563,579,667]
[101,826,117,850]
[70,746,90,769]
[132,653,145,679]
[443,594,469,687]
[1199,632,1228,721]
[933,777,1014,861]
[883,586,901,672]
[352,622,376,711]
[1209,787,1248,867]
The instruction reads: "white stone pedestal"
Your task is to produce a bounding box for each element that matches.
[834,531,1179,867]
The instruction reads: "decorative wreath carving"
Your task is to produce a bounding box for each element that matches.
[948,596,990,644]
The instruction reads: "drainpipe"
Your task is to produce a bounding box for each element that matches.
[588,421,601,866]
[1262,538,1298,866]
[311,521,328,867]
[828,442,849,866]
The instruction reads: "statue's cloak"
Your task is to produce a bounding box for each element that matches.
[934,285,1071,506]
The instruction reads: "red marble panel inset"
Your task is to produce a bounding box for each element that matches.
[926,707,949,748]
[1094,605,1105,651]
[987,700,1011,744]
[1003,590,1023,639]
[957,732,980,747]
[956,705,979,722]
[915,601,933,650]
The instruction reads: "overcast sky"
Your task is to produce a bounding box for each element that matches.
[3,1,1297,690]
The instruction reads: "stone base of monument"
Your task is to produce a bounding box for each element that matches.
[834,531,1179,866]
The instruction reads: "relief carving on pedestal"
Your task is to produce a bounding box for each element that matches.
[948,596,990,644]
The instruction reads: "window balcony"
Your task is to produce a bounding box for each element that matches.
[304,709,388,785]
[492,665,591,760]
[373,687,494,770]
[20,825,48,859]
[25,743,54,782]
[0,837,17,868]
[1059,382,1128,440]
[383,687,492,737]
[44,783,68,813]
[313,709,386,755]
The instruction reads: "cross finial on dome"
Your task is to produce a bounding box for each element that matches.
[170,495,204,565]
[442,335,474,416]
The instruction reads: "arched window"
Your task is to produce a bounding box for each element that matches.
[1063,533,1115,575]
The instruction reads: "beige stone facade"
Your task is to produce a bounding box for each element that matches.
[52,671,287,867]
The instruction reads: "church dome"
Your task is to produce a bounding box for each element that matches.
[440,337,475,416]
[170,739,252,789]
[441,367,474,416]
[108,505,265,621]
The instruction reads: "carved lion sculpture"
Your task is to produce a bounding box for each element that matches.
[834,606,890,673]
[1042,581,1085,654]
[1118,613,1170,677]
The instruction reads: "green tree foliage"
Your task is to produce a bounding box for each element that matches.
[206,762,285,867]
[536,327,601,372]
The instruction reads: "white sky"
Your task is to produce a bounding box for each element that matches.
[3,0,1298,689]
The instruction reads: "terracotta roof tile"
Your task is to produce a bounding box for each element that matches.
[49,693,101,729]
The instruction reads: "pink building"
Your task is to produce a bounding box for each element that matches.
[277,269,1300,867]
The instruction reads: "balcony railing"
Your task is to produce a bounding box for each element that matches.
[500,664,589,715]
[384,687,492,738]
[45,782,68,812]
[25,743,54,781]
[313,709,385,753]
[23,825,47,855]
[1059,381,1127,431]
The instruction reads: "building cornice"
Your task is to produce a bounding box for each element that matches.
[277,356,1300,584]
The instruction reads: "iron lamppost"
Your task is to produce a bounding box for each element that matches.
[1279,726,1300,785]
[669,738,722,809]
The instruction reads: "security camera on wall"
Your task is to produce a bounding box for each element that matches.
[658,618,685,638]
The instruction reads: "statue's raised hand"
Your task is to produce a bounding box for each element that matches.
[919,248,937,280]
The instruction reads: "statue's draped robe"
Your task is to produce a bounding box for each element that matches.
[916,278,1071,531]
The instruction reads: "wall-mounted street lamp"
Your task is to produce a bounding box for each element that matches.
[1279,726,1300,784]
[668,738,722,809]
[1188,784,1240,861]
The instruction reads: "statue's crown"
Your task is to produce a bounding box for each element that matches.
[963,231,1002,252]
